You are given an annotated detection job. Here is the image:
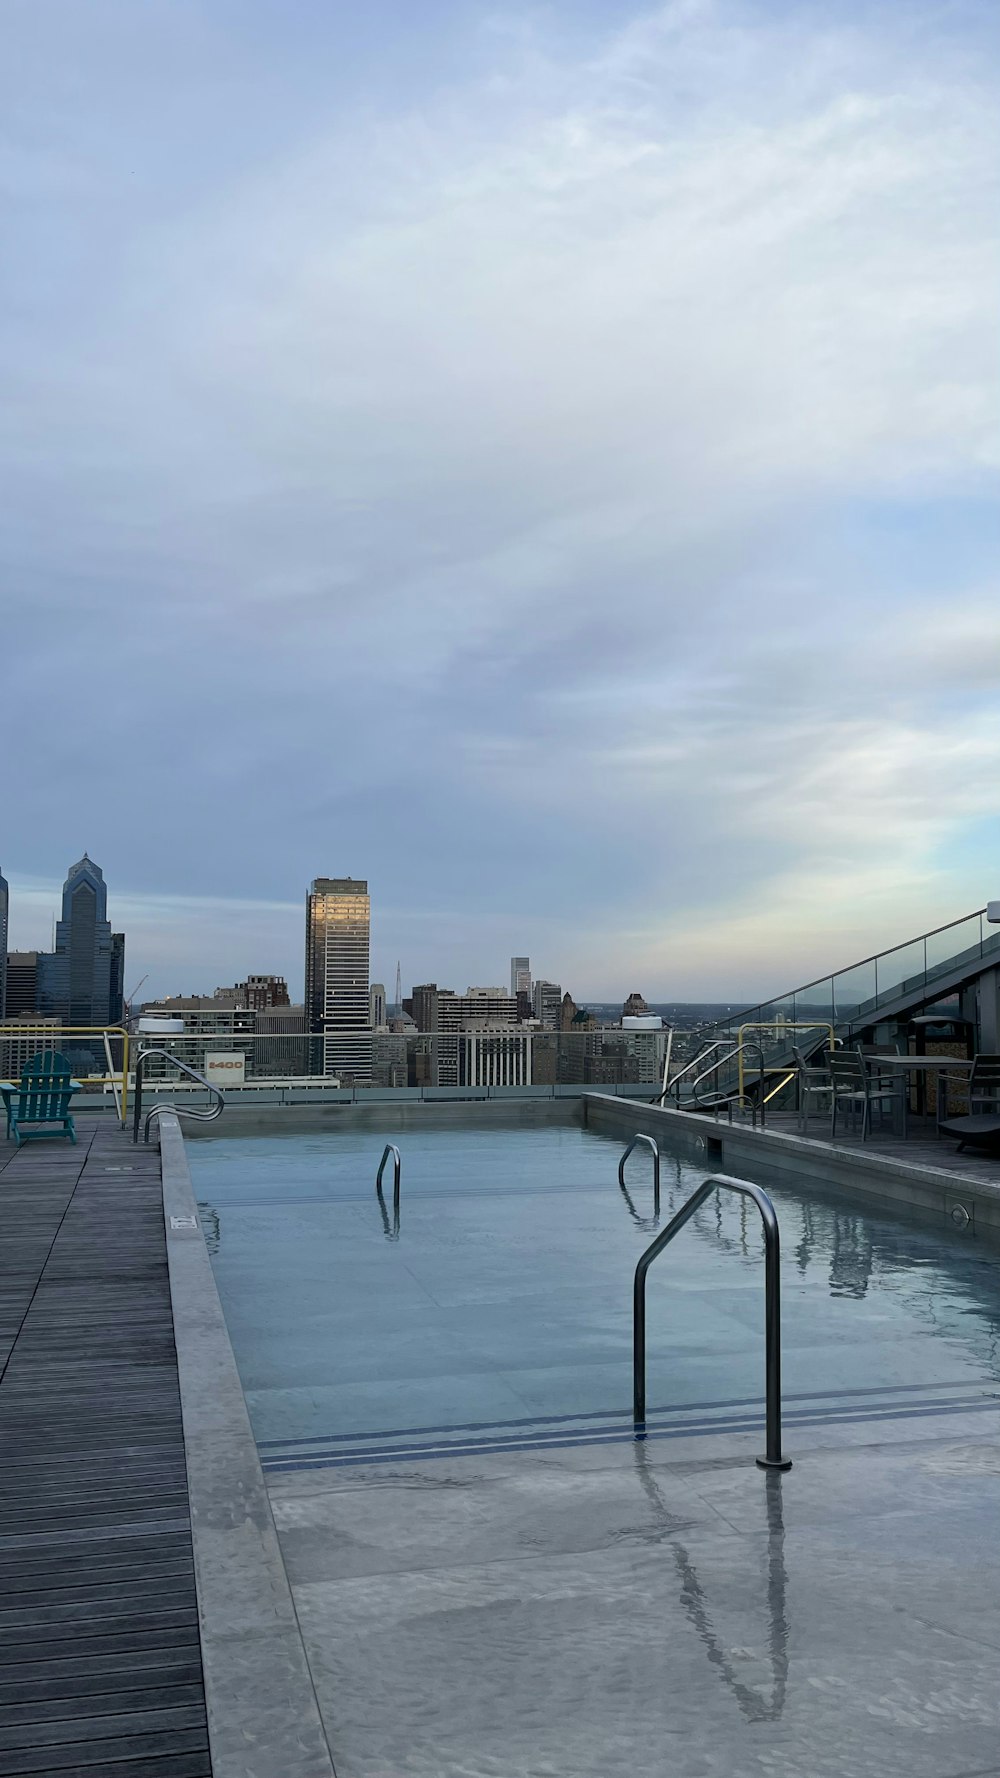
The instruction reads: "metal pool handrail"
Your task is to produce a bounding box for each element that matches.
[633,1172,791,1472]
[618,1134,660,1216]
[651,1040,729,1106]
[132,1050,225,1143]
[376,1143,401,1219]
[692,1039,767,1124]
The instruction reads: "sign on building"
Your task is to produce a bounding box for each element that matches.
[205,1051,246,1087]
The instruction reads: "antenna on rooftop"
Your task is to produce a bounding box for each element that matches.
[395,960,402,1014]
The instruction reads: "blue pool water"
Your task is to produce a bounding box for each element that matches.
[190,1119,1000,1451]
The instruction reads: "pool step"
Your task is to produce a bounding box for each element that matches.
[258,1378,999,1473]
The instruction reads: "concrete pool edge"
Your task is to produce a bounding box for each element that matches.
[178,1095,597,1136]
[585,1094,1000,1237]
[158,1112,337,1778]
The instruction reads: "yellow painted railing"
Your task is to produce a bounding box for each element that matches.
[0,1025,130,1124]
[737,1022,836,1103]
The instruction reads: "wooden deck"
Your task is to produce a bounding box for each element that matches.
[764,1109,1000,1185]
[0,1117,210,1777]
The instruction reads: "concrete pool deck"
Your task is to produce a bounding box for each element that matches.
[266,1404,1000,1778]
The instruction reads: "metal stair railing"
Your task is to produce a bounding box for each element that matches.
[633,1172,791,1471]
[652,1040,729,1107]
[707,906,1000,1050]
[132,1049,225,1143]
[691,1040,767,1125]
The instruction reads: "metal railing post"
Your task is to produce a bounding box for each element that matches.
[132,1051,144,1143]
[633,1172,791,1472]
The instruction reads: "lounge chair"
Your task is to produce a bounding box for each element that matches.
[937,1054,1000,1152]
[1,1053,80,1146]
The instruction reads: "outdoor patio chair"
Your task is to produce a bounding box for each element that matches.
[828,1049,898,1141]
[937,1054,1000,1151]
[792,1044,831,1132]
[1,1053,80,1146]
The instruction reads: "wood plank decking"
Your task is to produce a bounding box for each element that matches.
[0,1117,210,1777]
[763,1110,1000,1184]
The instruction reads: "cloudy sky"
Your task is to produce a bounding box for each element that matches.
[2,0,998,1002]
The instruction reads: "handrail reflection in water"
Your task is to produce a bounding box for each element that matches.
[632,1442,789,1722]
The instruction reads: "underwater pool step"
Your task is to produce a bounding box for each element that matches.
[258,1379,1000,1473]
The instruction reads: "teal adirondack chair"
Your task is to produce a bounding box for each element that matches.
[1,1053,80,1146]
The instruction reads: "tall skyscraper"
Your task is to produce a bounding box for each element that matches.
[305,878,372,1079]
[510,956,531,998]
[0,866,8,1020]
[369,983,387,1027]
[5,953,38,1016]
[532,979,562,1030]
[110,932,125,1025]
[38,855,122,1026]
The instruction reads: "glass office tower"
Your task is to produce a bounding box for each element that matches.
[305,878,372,1079]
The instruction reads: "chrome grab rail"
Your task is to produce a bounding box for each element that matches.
[633,1172,791,1471]
[711,1094,758,1129]
[376,1143,401,1229]
[653,1041,728,1106]
[618,1134,660,1217]
[132,1049,225,1144]
[692,1039,767,1125]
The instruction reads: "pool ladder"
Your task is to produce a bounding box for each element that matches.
[631,1167,791,1471]
[132,1049,225,1143]
[376,1144,401,1237]
[619,1134,661,1217]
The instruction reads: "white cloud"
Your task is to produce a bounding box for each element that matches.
[1,1,998,997]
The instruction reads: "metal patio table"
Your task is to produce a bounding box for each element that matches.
[868,1054,974,1127]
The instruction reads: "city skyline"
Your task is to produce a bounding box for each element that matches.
[3,1,998,1006]
[1,858,723,1011]
[5,858,1000,1009]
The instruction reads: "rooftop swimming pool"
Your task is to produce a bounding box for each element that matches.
[190,1114,1000,1466]
[187,1111,1000,1778]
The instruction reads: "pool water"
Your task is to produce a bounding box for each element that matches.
[191,1120,1000,1453]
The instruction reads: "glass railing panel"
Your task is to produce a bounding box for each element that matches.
[925,913,983,981]
[874,938,926,1004]
[832,961,878,1023]
[792,980,836,1030]
[984,923,1000,961]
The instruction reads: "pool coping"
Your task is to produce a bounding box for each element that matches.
[584,1093,1000,1238]
[158,1111,337,1778]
